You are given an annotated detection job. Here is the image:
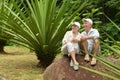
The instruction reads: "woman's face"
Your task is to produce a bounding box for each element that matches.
[72,24,79,32]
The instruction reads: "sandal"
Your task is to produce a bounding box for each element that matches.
[70,60,73,67]
[91,58,97,66]
[84,54,90,62]
[73,63,79,71]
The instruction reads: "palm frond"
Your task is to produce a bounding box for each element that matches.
[0,0,88,67]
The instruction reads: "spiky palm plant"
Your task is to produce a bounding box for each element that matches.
[0,0,8,52]
[0,0,87,67]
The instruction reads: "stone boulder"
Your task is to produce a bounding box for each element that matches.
[43,55,111,80]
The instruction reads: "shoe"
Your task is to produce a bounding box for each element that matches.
[73,63,79,71]
[70,60,73,67]
[84,54,90,62]
[91,58,96,66]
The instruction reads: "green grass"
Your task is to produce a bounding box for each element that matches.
[0,46,44,80]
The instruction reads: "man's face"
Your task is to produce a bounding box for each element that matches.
[83,21,91,31]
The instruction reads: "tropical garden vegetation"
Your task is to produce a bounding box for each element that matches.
[0,0,120,80]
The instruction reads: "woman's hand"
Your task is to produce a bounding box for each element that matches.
[71,38,79,42]
[64,41,67,44]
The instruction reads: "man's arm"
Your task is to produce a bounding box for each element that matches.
[81,29,99,41]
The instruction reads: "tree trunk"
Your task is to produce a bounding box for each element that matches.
[36,51,56,68]
[0,40,6,53]
[0,45,4,52]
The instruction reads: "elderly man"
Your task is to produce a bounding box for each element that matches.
[81,18,100,66]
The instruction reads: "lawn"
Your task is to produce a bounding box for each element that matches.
[0,46,44,80]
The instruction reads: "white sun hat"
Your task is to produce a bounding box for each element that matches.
[82,18,93,25]
[72,22,80,28]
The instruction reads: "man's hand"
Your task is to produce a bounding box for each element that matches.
[81,35,94,41]
[81,36,88,41]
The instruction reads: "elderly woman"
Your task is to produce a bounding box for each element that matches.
[61,22,81,71]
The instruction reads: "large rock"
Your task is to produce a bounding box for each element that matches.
[43,55,111,80]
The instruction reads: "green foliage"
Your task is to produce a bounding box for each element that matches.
[0,0,120,79]
[0,0,10,52]
[82,8,103,26]
[80,0,120,57]
[102,23,120,40]
[105,0,120,10]
[0,0,88,67]
[99,15,120,57]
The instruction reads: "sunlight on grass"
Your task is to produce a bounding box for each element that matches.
[4,45,30,54]
[0,46,44,80]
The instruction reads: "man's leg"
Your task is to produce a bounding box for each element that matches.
[91,39,100,65]
[81,40,90,62]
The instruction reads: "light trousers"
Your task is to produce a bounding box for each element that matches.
[61,42,80,56]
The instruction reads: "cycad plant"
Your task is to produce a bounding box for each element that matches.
[0,0,87,67]
[0,0,8,52]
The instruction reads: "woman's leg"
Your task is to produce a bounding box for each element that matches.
[66,43,78,65]
[70,51,78,65]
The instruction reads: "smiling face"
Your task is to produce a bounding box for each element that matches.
[72,24,79,32]
[83,21,92,32]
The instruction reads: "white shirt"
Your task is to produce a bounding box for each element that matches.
[62,31,81,44]
[62,31,81,53]
[81,28,100,52]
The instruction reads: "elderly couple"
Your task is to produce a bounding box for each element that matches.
[61,18,100,71]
